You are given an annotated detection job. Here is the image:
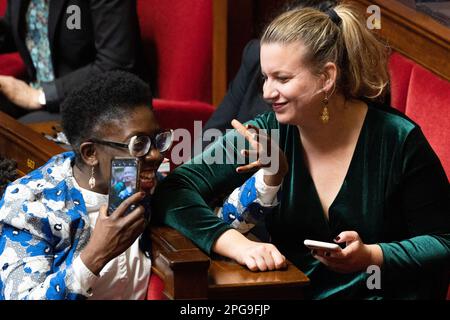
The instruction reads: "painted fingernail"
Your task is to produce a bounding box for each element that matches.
[334,236,340,241]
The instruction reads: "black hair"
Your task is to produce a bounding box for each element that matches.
[0,157,17,197]
[61,70,152,161]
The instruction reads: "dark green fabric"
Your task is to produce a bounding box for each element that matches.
[153,104,450,299]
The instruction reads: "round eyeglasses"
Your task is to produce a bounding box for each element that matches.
[90,130,173,157]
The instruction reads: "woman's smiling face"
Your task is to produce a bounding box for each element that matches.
[261,41,324,125]
[90,105,163,194]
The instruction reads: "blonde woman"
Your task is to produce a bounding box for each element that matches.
[154,4,450,299]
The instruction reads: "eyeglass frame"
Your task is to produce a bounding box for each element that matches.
[88,129,173,157]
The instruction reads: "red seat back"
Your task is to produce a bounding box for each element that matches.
[405,65,450,180]
[0,0,26,78]
[0,0,6,15]
[388,52,414,113]
[137,0,212,103]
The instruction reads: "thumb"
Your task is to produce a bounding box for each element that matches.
[98,204,109,219]
[334,231,359,245]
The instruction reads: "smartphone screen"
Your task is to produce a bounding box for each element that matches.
[107,157,140,215]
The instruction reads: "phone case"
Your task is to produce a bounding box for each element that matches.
[304,239,341,251]
[107,157,141,215]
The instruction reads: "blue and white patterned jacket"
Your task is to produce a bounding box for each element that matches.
[0,151,275,299]
[0,152,151,300]
[217,171,280,234]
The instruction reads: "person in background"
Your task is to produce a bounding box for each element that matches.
[154,4,450,299]
[0,0,142,122]
[118,167,137,200]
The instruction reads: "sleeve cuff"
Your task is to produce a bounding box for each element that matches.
[254,169,281,207]
[72,256,99,297]
[41,82,60,112]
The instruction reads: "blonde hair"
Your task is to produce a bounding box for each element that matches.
[261,4,389,100]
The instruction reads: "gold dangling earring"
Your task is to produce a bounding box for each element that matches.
[88,166,96,189]
[320,95,330,124]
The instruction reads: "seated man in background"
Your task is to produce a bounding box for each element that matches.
[0,0,142,122]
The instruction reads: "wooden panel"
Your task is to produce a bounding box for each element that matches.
[353,0,450,81]
[208,259,309,299]
[150,225,211,299]
[0,112,64,174]
[151,225,310,300]
[213,0,228,106]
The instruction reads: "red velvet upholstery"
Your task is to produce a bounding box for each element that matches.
[152,98,214,170]
[388,52,415,113]
[0,0,26,78]
[147,273,166,300]
[405,64,450,180]
[389,52,450,300]
[0,0,6,14]
[137,0,212,103]
[153,99,214,134]
[0,52,26,77]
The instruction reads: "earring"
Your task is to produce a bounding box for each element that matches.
[320,96,330,124]
[88,166,96,189]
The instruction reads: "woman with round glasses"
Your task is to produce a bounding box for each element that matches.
[0,71,173,299]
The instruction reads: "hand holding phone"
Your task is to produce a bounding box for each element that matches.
[108,157,141,215]
[304,239,342,252]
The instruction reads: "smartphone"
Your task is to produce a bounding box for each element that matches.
[107,157,141,215]
[304,239,342,251]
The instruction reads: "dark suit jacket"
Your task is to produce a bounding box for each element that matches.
[202,39,270,139]
[0,0,142,111]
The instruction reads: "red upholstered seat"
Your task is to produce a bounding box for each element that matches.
[389,52,450,300]
[137,0,212,103]
[0,0,5,16]
[0,52,26,78]
[404,64,450,180]
[147,273,166,300]
[153,99,214,135]
[0,0,26,78]
[388,52,415,113]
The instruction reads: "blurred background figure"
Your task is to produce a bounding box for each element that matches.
[0,0,143,123]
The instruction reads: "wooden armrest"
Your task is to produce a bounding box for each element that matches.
[150,225,310,299]
[150,225,211,299]
[0,112,64,175]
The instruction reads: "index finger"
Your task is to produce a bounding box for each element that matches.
[109,191,145,218]
[231,119,258,149]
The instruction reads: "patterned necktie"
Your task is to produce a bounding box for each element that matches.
[25,0,55,88]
